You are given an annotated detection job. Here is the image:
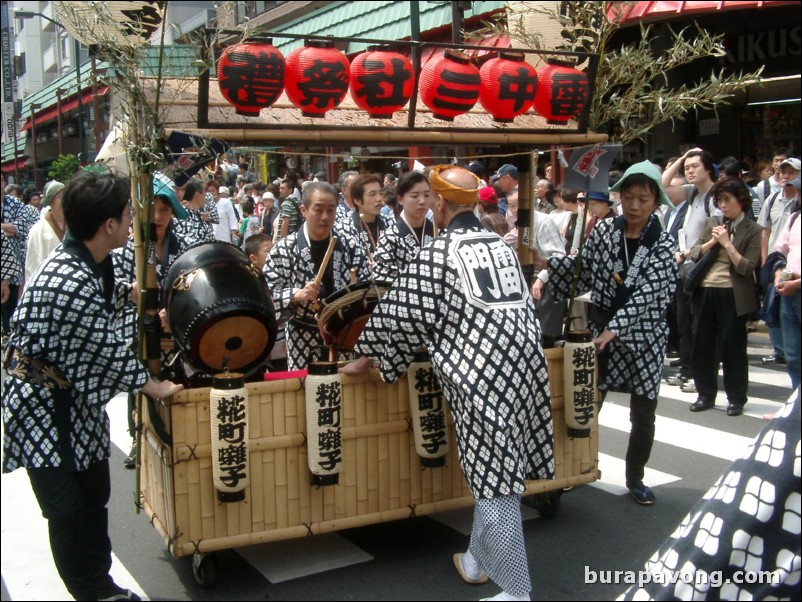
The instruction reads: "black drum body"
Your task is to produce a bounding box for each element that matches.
[165,241,277,375]
[317,281,386,350]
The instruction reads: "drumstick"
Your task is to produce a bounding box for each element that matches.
[315,236,338,284]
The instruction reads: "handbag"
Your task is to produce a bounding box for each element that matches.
[683,243,720,293]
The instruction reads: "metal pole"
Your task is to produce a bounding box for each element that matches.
[56,89,65,156]
[30,103,40,190]
[74,38,85,162]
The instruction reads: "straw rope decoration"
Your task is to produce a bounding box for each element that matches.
[305,359,343,486]
[209,373,250,502]
[407,349,450,467]
[563,331,597,438]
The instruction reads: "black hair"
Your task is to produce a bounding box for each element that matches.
[350,173,382,204]
[711,177,752,214]
[244,233,271,257]
[618,173,661,208]
[718,156,742,178]
[395,171,429,198]
[301,181,339,208]
[683,150,716,177]
[62,171,130,241]
[182,180,204,201]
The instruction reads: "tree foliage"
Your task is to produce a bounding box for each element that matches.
[477,1,763,145]
[47,154,80,182]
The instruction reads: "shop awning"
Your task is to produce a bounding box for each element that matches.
[1,157,28,173]
[607,1,800,25]
[20,87,109,132]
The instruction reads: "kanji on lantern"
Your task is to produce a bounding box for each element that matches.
[285,41,351,118]
[350,47,414,118]
[217,41,286,116]
[479,51,537,123]
[419,50,480,121]
[534,59,590,125]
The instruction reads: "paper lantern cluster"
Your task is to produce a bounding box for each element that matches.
[217,43,589,124]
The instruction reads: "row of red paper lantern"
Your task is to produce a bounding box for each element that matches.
[216,40,590,124]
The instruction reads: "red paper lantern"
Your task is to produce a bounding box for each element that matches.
[285,40,351,118]
[419,50,480,122]
[217,40,285,117]
[533,58,590,125]
[479,51,538,123]
[350,46,414,119]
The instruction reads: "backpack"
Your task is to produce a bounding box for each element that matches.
[689,187,714,217]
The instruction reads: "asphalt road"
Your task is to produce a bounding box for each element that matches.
[2,332,794,601]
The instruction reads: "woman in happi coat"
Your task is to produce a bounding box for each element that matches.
[540,160,677,506]
[343,165,554,602]
[264,182,369,370]
[372,171,436,285]
[112,179,190,468]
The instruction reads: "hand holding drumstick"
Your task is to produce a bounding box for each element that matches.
[292,236,337,306]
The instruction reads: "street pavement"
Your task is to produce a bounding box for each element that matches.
[1,332,795,601]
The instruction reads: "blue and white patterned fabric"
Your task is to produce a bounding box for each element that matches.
[264,224,369,370]
[356,211,554,500]
[2,232,149,473]
[620,390,801,601]
[372,216,435,285]
[548,214,677,400]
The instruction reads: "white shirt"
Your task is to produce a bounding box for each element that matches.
[213,197,239,243]
[25,206,62,284]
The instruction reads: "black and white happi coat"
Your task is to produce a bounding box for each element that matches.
[356,212,555,500]
[336,210,394,268]
[547,214,677,400]
[2,232,149,473]
[264,224,369,370]
[372,216,435,285]
[111,226,189,347]
[1,230,22,284]
[2,195,39,284]
[174,210,214,246]
[621,390,801,601]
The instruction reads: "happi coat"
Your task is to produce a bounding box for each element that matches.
[2,232,149,473]
[264,224,369,370]
[547,214,677,400]
[372,217,436,285]
[355,212,554,500]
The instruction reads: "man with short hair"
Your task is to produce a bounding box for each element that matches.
[2,171,183,602]
[753,147,788,210]
[277,179,304,241]
[661,148,719,392]
[213,186,240,244]
[264,182,369,370]
[342,165,554,602]
[493,164,519,216]
[335,170,359,227]
[534,179,555,214]
[758,157,801,365]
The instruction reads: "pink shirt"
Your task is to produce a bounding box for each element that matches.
[773,213,801,276]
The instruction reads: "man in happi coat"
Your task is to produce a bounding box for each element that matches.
[2,171,183,601]
[264,182,369,370]
[341,165,554,602]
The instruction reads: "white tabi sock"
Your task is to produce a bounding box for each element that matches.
[461,549,483,580]
[479,592,530,601]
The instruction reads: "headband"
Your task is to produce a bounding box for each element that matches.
[429,165,481,205]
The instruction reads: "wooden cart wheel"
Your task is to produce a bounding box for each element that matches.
[192,552,218,589]
[525,491,562,519]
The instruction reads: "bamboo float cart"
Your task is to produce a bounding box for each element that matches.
[137,47,607,585]
[140,348,600,584]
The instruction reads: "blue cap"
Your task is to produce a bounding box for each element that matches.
[587,190,611,203]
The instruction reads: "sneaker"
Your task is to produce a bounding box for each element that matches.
[123,443,137,470]
[628,483,655,505]
[665,374,686,386]
[679,380,697,394]
[762,354,787,365]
